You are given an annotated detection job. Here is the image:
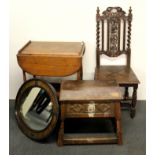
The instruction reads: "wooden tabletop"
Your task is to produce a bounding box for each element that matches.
[18,41,84,57]
[60,80,123,101]
[17,41,85,77]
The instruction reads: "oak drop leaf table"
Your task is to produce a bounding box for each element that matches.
[17,41,85,81]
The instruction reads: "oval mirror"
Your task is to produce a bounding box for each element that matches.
[15,78,59,140]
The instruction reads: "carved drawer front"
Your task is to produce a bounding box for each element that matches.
[65,101,115,117]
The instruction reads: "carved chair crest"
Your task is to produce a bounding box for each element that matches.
[96,7,132,67]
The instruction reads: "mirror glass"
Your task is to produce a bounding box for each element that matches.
[20,87,53,131]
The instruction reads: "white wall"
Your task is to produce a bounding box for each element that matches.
[9,0,146,99]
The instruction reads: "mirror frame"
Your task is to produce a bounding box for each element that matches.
[15,78,59,141]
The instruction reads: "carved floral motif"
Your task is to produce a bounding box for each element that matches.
[66,103,114,115]
[96,7,132,58]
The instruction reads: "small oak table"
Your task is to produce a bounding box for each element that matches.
[58,80,123,146]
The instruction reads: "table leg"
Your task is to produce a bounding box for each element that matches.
[77,66,83,80]
[58,121,64,146]
[23,70,26,82]
[115,102,122,145]
[130,85,138,118]
[58,103,65,146]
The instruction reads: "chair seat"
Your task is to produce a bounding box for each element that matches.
[95,66,140,85]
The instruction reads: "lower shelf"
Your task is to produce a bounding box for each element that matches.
[63,133,118,144]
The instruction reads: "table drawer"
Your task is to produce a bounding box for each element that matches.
[65,102,115,118]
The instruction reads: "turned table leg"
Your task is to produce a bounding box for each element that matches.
[130,85,138,118]
[23,70,26,82]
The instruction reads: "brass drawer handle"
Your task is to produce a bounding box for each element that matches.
[87,101,96,117]
[88,102,95,113]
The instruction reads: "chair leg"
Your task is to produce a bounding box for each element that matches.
[130,85,138,118]
[121,86,130,110]
[124,86,129,100]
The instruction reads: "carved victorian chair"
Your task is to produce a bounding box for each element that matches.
[94,7,140,118]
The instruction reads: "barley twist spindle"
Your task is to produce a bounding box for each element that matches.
[127,7,132,51]
[96,7,100,66]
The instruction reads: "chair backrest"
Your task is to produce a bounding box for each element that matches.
[96,7,132,68]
